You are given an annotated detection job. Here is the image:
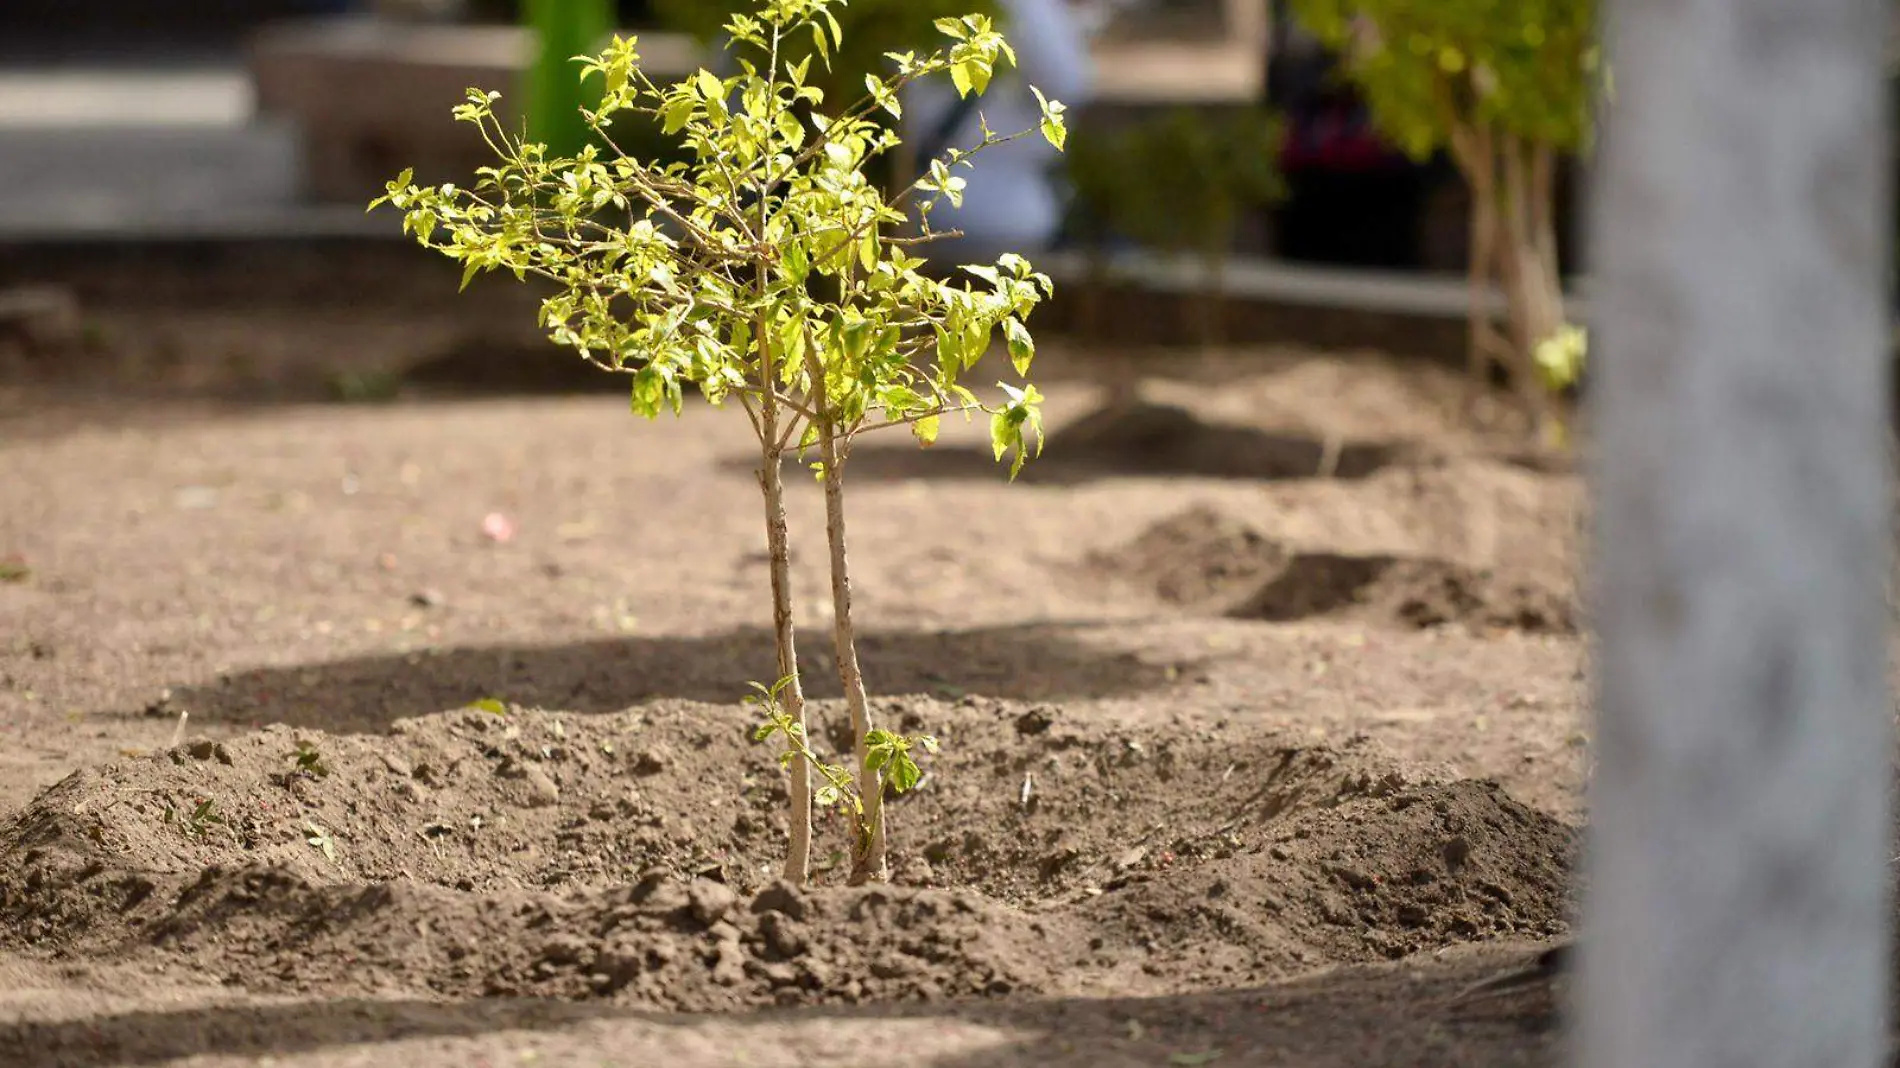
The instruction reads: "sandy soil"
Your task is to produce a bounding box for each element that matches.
[1,295,1592,1066]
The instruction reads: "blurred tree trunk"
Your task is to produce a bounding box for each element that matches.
[1579,1,1892,1066]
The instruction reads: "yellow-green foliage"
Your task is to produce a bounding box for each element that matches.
[1284,0,1600,161]
[371,0,1068,475]
[655,0,1002,134]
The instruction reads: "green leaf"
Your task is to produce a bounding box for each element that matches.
[888,753,922,793]
[1002,317,1034,376]
[810,19,830,65]
[695,68,723,100]
[950,61,975,99]
[661,96,696,134]
[467,698,508,716]
[934,17,967,40]
[912,414,940,447]
[936,322,965,369]
[1031,86,1067,151]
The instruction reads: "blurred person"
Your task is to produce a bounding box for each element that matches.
[1265,11,1434,269]
[904,0,1098,269]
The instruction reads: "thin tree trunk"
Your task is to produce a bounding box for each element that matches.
[1456,123,1508,386]
[1530,144,1560,301]
[756,332,812,886]
[1497,135,1563,439]
[813,413,886,885]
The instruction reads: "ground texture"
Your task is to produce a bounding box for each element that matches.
[1,296,1591,1066]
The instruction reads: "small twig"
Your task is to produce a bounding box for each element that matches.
[1315,429,1344,480]
[167,710,189,749]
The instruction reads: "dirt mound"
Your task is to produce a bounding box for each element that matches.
[144,866,1057,1006]
[1238,553,1577,633]
[1091,504,1290,606]
[1038,401,1400,481]
[0,700,1577,1008]
[1097,506,1577,633]
[1074,778,1575,988]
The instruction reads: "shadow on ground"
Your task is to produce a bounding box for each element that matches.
[146,623,1185,735]
[776,402,1404,485]
[0,945,1561,1068]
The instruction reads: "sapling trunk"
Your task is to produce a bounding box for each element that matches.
[756,331,812,886]
[807,363,888,884]
[824,458,887,885]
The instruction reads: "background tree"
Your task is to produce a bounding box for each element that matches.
[1283,0,1598,438]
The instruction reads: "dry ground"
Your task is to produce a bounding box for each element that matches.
[1,298,1591,1067]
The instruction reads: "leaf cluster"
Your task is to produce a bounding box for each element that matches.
[370,0,1068,475]
[1283,0,1600,160]
[746,677,938,835]
[654,0,1002,134]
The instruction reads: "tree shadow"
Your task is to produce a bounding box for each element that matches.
[0,944,1562,1068]
[753,401,1404,485]
[145,623,1184,735]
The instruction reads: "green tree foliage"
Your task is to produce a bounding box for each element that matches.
[1063,106,1285,348]
[371,0,1065,887]
[1285,0,1600,438]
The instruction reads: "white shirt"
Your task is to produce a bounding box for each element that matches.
[902,0,1094,251]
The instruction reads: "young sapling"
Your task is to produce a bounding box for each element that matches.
[371,0,1066,886]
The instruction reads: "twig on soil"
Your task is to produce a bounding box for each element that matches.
[1316,429,1344,480]
[1443,942,1570,1006]
[1019,771,1034,808]
[167,710,189,749]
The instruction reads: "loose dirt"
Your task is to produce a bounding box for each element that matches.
[1,283,1595,1066]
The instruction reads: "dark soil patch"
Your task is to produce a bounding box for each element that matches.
[0,699,1575,1010]
[1091,504,1291,606]
[1238,553,1578,634]
[1097,506,1578,633]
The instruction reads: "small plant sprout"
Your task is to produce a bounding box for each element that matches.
[290,741,331,779]
[166,797,225,840]
[371,0,1066,887]
[748,678,937,867]
[304,821,338,862]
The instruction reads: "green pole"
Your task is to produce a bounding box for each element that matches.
[522,0,613,157]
